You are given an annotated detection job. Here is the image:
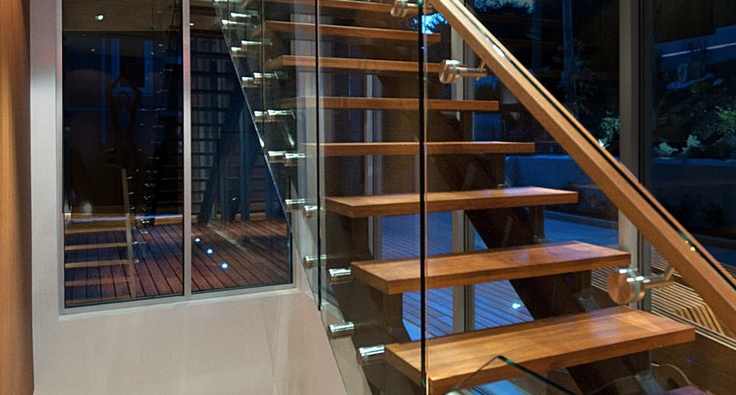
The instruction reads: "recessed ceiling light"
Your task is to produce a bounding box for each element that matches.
[95,14,105,21]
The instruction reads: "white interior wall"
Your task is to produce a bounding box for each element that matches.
[30,0,345,393]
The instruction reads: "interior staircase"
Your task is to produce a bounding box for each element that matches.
[215,0,702,393]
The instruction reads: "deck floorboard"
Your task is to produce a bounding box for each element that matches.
[64,218,290,306]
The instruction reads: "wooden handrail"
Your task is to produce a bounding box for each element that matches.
[429,0,736,333]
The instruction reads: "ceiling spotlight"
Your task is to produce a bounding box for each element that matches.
[95,14,105,21]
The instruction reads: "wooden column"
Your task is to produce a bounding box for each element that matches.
[0,0,34,393]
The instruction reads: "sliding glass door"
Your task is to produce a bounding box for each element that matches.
[62,0,291,308]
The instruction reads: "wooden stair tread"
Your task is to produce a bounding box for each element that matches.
[65,277,134,287]
[305,142,535,156]
[266,55,442,74]
[325,187,578,217]
[65,242,128,252]
[65,259,131,269]
[353,241,630,294]
[254,21,441,44]
[385,306,694,394]
[65,295,133,306]
[64,214,131,234]
[64,225,126,235]
[282,97,499,112]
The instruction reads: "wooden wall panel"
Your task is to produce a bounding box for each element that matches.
[0,0,34,393]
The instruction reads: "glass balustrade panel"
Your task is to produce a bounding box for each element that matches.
[644,3,736,393]
[421,0,731,393]
[190,1,291,295]
[417,1,625,392]
[308,0,427,392]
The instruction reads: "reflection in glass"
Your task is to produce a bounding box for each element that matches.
[647,1,736,348]
[190,26,290,292]
[62,0,292,306]
[459,0,620,334]
[62,0,184,306]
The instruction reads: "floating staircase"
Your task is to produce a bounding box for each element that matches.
[217,0,698,393]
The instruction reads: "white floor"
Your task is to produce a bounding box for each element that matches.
[33,290,347,395]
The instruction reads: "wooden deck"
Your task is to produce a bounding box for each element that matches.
[64,218,290,306]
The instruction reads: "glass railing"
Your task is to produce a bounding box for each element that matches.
[418,0,734,393]
[212,0,735,393]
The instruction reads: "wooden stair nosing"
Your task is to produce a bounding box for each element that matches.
[64,242,128,252]
[254,21,441,44]
[282,97,500,112]
[352,241,630,294]
[65,215,132,234]
[324,187,578,218]
[266,56,442,74]
[304,141,535,156]
[65,259,132,269]
[384,306,694,394]
[64,225,127,235]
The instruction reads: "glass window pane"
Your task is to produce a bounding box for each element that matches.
[62,0,184,306]
[650,2,736,267]
[190,3,291,293]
